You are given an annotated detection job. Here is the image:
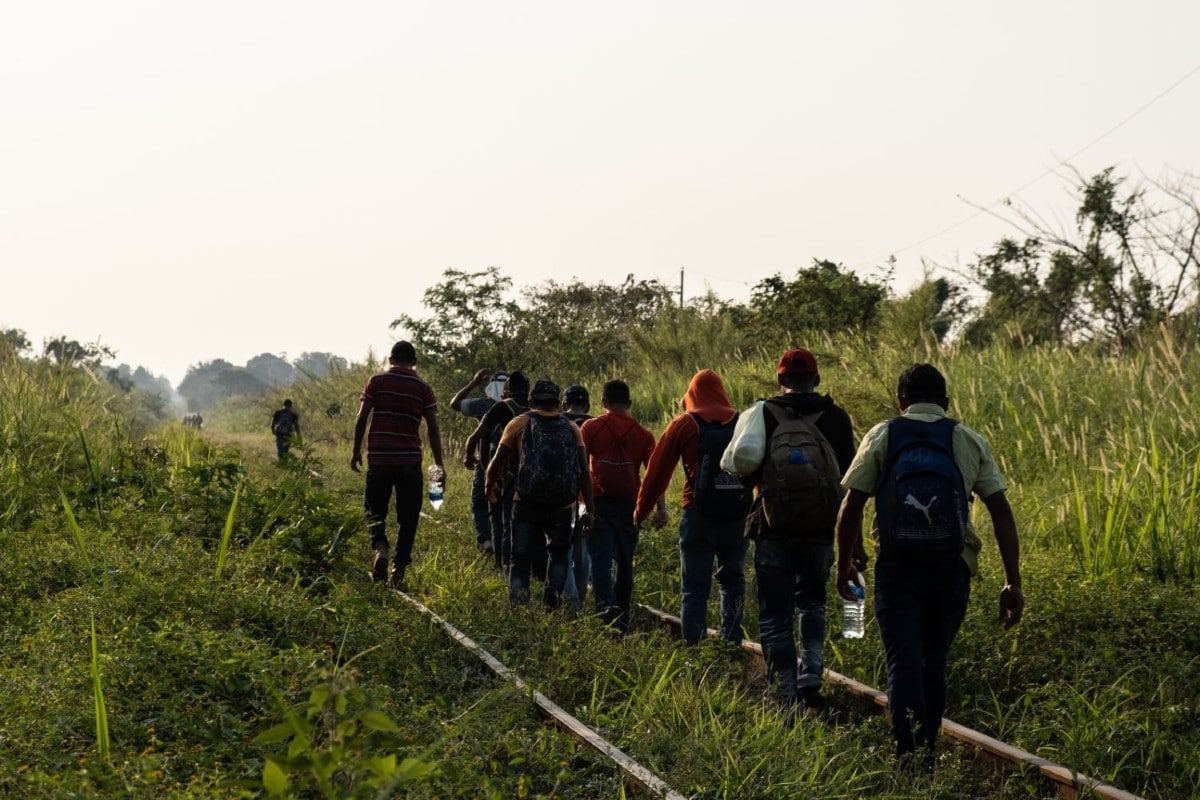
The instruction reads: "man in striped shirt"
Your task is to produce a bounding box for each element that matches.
[351,341,445,589]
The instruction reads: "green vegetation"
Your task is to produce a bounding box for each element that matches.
[3,167,1198,797]
[3,318,1199,799]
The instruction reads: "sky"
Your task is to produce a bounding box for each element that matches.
[4,1,1199,388]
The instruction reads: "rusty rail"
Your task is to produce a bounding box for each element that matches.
[393,590,688,800]
[638,603,1144,800]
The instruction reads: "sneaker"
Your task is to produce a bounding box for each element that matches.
[370,543,390,583]
[388,565,406,590]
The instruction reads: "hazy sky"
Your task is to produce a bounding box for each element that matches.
[4,1,1198,386]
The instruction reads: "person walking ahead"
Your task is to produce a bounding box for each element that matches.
[271,399,301,460]
[451,368,508,552]
[635,369,750,645]
[579,379,666,633]
[835,363,1023,771]
[486,380,594,608]
[351,341,445,590]
[731,347,857,714]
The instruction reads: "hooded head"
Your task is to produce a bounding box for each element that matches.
[681,369,735,424]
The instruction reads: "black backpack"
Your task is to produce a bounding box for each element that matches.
[516,413,581,507]
[875,416,969,556]
[487,399,525,467]
[690,413,752,521]
[273,410,294,436]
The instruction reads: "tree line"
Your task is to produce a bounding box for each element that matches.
[393,168,1200,388]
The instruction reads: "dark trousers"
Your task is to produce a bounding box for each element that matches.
[364,464,423,567]
[586,496,638,631]
[490,483,516,569]
[509,501,574,607]
[470,464,490,545]
[754,536,834,703]
[678,506,748,645]
[874,553,971,758]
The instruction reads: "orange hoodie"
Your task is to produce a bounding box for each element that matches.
[634,369,737,522]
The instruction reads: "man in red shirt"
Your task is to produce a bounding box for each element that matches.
[351,341,445,589]
[580,380,665,633]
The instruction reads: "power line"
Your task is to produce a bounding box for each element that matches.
[848,61,1200,270]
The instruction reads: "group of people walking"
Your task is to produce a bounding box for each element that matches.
[349,340,1025,771]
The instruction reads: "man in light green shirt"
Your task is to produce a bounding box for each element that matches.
[834,363,1024,771]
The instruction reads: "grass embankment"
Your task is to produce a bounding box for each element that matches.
[2,336,1198,798]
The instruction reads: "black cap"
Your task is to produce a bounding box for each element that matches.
[530,379,560,402]
[564,383,589,403]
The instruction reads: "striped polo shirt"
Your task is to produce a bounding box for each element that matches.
[360,366,438,467]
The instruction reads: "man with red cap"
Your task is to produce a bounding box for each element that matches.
[746,348,857,715]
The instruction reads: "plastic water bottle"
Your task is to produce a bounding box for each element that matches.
[842,570,866,639]
[427,465,445,510]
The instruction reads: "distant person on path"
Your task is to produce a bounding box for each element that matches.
[486,379,594,608]
[452,367,508,552]
[635,369,750,645]
[580,379,665,634]
[726,347,857,715]
[560,383,593,611]
[467,371,530,571]
[350,341,445,590]
[835,363,1023,771]
[271,400,301,459]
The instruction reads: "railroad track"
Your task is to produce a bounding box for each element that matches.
[405,512,1144,798]
[637,603,1144,800]
[394,589,688,799]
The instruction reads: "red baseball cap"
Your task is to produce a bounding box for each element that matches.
[777,347,819,376]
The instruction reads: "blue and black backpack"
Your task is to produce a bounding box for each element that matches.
[874,416,968,556]
[690,413,752,521]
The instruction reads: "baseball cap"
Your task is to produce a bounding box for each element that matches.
[777,347,819,376]
[564,383,589,403]
[530,379,560,402]
[491,370,509,383]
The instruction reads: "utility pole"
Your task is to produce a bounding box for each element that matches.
[679,267,684,308]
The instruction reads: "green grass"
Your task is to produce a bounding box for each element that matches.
[2,336,1199,798]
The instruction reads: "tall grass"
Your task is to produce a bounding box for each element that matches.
[89,613,111,761]
[214,486,241,580]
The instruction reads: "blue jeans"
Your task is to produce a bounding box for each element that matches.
[874,553,971,758]
[755,537,834,702]
[509,501,574,607]
[490,483,516,569]
[364,464,423,567]
[275,433,292,459]
[679,506,748,645]
[585,497,638,631]
[470,464,491,546]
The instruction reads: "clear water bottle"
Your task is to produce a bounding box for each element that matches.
[842,570,866,638]
[427,465,445,510]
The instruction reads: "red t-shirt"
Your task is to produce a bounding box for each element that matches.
[580,411,656,499]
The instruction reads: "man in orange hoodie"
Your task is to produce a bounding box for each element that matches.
[635,369,751,645]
